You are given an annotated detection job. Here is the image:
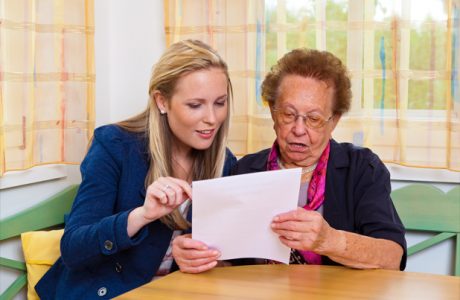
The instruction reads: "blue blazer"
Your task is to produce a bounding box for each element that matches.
[36,125,237,299]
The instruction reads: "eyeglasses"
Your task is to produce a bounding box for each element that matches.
[272,107,334,129]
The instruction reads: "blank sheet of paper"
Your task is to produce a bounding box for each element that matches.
[192,168,301,264]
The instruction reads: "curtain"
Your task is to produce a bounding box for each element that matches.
[165,0,459,171]
[0,0,95,176]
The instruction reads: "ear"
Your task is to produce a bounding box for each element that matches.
[330,114,341,132]
[152,90,167,114]
[268,103,276,122]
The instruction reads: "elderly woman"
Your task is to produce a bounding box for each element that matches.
[172,48,406,272]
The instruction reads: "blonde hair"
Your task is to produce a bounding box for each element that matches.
[117,40,232,230]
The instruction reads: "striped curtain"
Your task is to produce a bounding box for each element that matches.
[165,0,460,171]
[0,0,95,175]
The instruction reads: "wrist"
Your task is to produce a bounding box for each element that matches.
[138,206,161,224]
[316,227,347,256]
[127,207,158,237]
[323,229,347,256]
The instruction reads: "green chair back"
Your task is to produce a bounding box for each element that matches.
[0,184,78,300]
[392,184,460,276]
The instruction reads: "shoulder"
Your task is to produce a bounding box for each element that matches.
[233,148,270,174]
[85,125,148,167]
[93,125,146,152]
[330,140,385,170]
[93,124,144,145]
[238,148,271,164]
[329,140,390,187]
[223,148,237,176]
[225,148,237,162]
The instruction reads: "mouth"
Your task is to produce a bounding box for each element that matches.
[287,142,309,151]
[196,129,215,139]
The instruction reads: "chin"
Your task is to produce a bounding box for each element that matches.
[192,142,214,150]
[285,152,310,164]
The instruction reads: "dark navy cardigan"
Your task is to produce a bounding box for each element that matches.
[231,139,407,270]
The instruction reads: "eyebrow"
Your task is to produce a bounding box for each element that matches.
[281,105,326,115]
[186,94,228,102]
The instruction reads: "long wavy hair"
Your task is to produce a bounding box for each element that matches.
[117,40,232,230]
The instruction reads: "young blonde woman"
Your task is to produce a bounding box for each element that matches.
[36,40,236,299]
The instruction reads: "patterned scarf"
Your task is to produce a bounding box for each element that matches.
[267,140,331,264]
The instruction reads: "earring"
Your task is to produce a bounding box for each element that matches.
[160,110,166,115]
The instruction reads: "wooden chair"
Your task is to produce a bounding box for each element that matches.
[392,184,460,276]
[0,184,78,300]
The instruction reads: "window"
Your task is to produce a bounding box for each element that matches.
[164,0,459,172]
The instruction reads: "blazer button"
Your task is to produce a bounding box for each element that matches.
[97,287,107,297]
[104,240,113,251]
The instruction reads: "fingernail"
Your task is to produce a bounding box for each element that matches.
[211,250,219,256]
[273,216,279,221]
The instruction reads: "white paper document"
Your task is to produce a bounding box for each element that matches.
[192,168,301,264]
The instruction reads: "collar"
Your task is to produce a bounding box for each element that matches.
[328,139,349,169]
[249,148,272,172]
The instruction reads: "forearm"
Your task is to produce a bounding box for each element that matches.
[62,210,147,269]
[320,229,403,270]
[127,207,154,237]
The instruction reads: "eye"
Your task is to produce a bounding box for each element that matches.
[308,115,323,126]
[215,99,227,107]
[187,103,201,109]
[283,111,296,119]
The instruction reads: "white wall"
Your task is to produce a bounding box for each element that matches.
[95,0,166,126]
[0,1,165,298]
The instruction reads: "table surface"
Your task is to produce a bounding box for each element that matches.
[116,265,460,300]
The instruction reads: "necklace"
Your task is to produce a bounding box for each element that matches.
[277,158,317,175]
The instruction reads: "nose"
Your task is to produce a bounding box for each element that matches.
[292,116,307,136]
[204,105,217,125]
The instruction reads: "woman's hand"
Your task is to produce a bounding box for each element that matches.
[127,177,192,237]
[270,207,342,255]
[272,208,403,270]
[141,176,192,221]
[172,234,221,273]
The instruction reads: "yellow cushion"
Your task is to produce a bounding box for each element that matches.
[21,229,64,300]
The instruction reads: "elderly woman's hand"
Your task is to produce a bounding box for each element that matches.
[172,234,221,273]
[270,207,345,255]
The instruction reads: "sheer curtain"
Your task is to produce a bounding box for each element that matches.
[165,0,268,155]
[165,0,459,171]
[0,0,95,175]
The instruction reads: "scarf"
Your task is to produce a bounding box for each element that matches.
[267,140,331,264]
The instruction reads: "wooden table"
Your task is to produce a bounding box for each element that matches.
[116,265,460,300]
